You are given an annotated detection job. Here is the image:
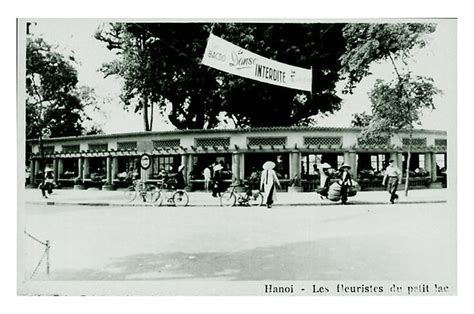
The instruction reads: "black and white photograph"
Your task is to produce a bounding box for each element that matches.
[16,17,456,296]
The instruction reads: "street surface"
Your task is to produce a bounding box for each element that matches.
[21,200,456,281]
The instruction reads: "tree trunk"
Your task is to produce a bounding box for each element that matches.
[38,134,45,187]
[404,129,413,197]
[142,95,150,131]
[149,100,154,131]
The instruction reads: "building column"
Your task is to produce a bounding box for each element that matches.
[106,156,112,185]
[78,157,84,179]
[396,152,404,172]
[347,152,357,178]
[29,158,36,185]
[181,154,193,185]
[232,152,241,185]
[34,159,40,177]
[239,153,245,182]
[289,151,301,180]
[424,152,433,182]
[57,158,64,180]
[53,158,59,185]
[112,157,119,182]
[430,152,438,182]
[82,157,90,181]
[103,155,115,190]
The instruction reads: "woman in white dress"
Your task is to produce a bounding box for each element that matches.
[260,161,281,208]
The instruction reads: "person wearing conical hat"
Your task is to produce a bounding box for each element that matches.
[317,162,332,199]
[338,163,353,204]
[260,161,281,208]
[41,167,55,198]
[211,163,224,197]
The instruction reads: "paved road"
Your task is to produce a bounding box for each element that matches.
[21,202,456,281]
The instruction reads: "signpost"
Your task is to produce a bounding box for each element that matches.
[140,153,151,170]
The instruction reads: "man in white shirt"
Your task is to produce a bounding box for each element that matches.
[382,159,403,204]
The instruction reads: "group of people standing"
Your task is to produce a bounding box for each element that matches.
[317,159,403,205]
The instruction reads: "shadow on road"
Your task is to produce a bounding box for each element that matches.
[44,233,453,281]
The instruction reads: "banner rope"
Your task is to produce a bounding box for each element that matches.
[24,230,50,278]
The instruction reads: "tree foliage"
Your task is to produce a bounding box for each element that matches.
[361,74,441,140]
[95,23,347,130]
[340,23,436,93]
[26,37,101,139]
[351,111,372,128]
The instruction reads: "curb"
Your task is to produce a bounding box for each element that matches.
[27,199,447,208]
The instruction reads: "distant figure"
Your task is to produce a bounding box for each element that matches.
[211,164,224,198]
[382,159,402,204]
[203,166,212,192]
[167,165,186,190]
[41,168,54,198]
[246,167,260,196]
[338,164,353,205]
[260,161,281,209]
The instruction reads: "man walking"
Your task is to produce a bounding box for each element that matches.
[382,159,403,204]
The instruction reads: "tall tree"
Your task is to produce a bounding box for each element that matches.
[26,37,101,138]
[95,22,347,130]
[340,23,439,196]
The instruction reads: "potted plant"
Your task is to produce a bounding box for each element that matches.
[73,176,86,190]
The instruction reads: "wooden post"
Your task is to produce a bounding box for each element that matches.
[46,240,50,275]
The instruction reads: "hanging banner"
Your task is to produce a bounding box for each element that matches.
[201,34,312,92]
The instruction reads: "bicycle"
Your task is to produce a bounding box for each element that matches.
[154,179,189,207]
[220,184,264,207]
[123,180,160,203]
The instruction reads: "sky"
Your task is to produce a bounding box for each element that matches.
[30,19,456,133]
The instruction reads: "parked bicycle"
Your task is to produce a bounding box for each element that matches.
[154,179,189,207]
[220,184,263,207]
[123,180,159,203]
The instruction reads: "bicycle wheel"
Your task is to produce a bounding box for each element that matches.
[144,184,160,204]
[220,191,236,207]
[249,191,264,207]
[123,186,137,202]
[172,190,189,207]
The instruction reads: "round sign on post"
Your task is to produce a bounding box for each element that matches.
[140,153,151,170]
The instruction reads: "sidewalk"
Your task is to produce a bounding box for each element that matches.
[21,187,448,207]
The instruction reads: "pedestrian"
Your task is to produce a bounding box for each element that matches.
[338,163,353,205]
[211,163,224,198]
[260,161,281,209]
[317,163,332,199]
[382,159,402,204]
[41,167,54,198]
[173,165,186,190]
[203,165,212,192]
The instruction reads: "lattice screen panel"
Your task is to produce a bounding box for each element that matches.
[62,145,80,152]
[117,141,137,150]
[304,137,342,146]
[402,138,427,146]
[153,139,181,149]
[195,137,230,147]
[88,143,108,151]
[247,137,287,146]
[358,137,390,146]
[435,139,447,146]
